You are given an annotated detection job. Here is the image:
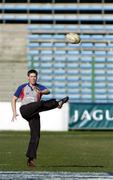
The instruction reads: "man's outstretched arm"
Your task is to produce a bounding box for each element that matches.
[11,95,19,121]
[35,87,50,95]
[41,89,50,95]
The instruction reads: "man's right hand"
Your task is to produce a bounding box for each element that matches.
[11,113,19,122]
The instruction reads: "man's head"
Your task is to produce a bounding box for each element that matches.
[27,69,38,85]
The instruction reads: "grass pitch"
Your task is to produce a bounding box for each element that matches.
[0,131,113,172]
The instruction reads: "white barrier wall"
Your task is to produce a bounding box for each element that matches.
[0,102,69,131]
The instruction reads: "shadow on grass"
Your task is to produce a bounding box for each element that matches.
[40,164,104,168]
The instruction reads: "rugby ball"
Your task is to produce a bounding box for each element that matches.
[66,33,81,44]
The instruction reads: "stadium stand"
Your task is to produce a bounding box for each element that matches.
[0,0,113,102]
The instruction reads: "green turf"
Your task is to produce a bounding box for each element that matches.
[0,131,113,172]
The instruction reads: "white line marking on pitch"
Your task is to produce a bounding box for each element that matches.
[0,172,113,179]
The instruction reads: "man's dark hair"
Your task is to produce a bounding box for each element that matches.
[27,69,38,76]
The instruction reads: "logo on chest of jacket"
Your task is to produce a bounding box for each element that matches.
[26,92,30,96]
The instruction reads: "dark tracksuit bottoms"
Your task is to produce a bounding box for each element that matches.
[20,99,59,159]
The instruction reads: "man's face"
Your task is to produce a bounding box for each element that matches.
[28,73,37,85]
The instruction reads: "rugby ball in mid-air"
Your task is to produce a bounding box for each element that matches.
[66,33,81,44]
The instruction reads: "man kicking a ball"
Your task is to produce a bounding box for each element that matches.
[11,69,69,167]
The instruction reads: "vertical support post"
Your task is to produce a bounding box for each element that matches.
[92,55,95,102]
